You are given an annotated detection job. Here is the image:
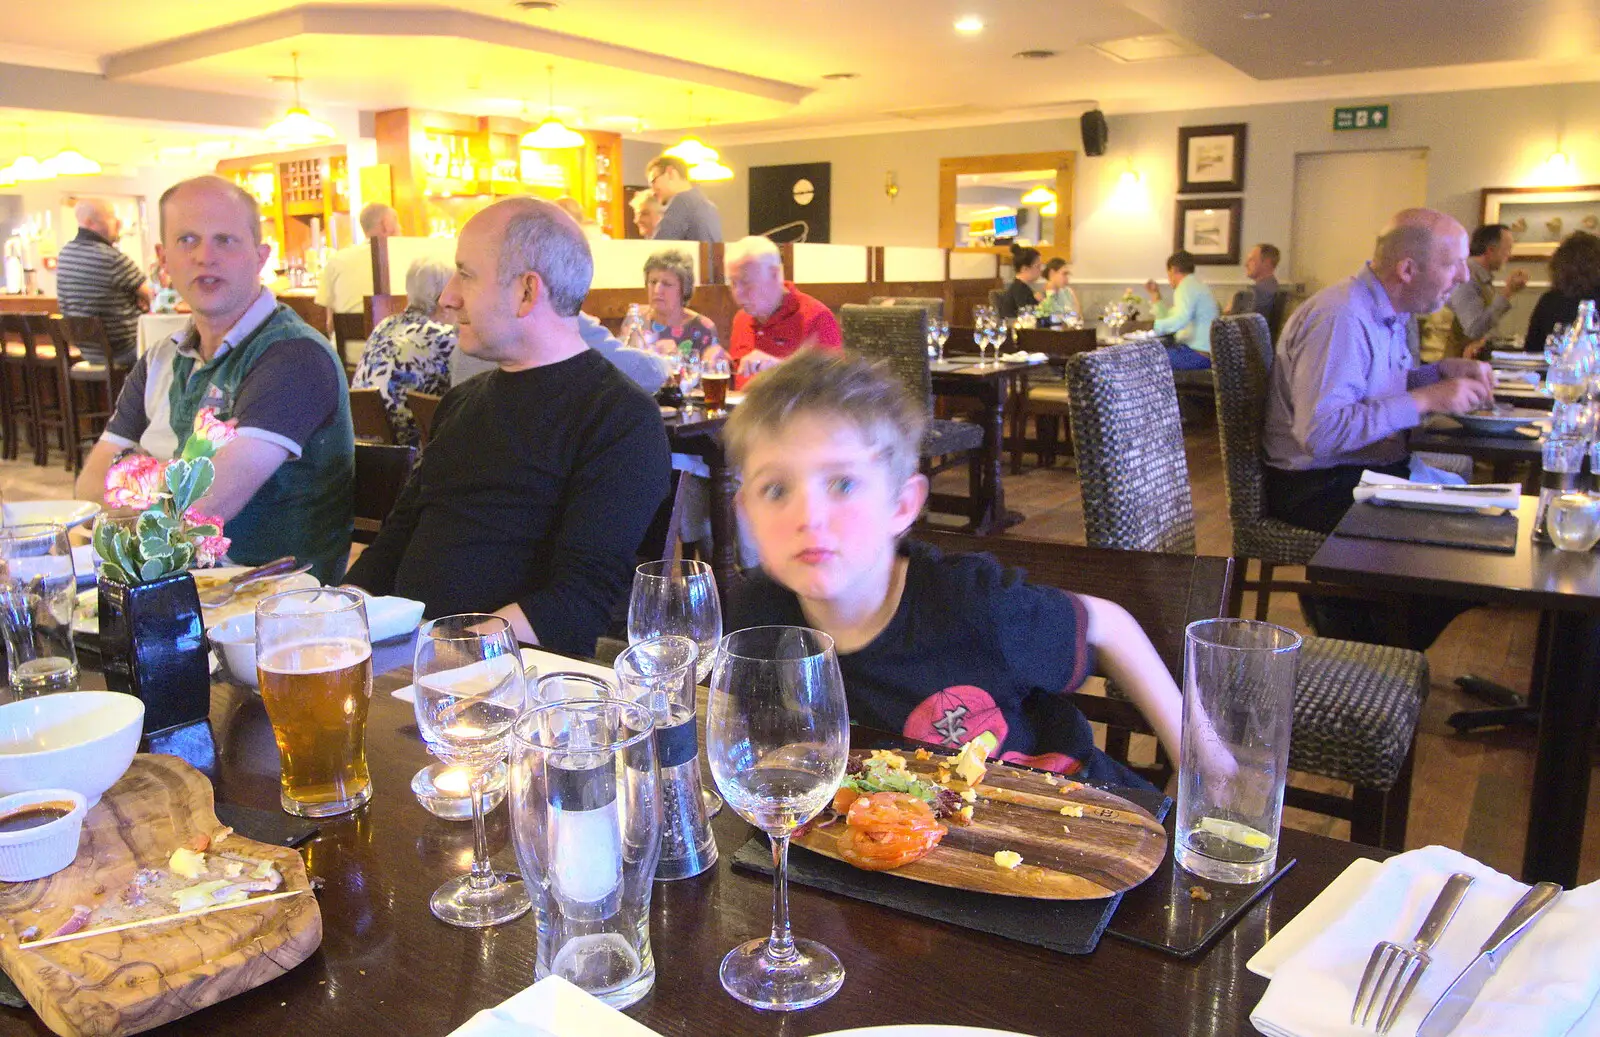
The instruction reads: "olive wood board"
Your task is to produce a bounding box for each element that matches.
[792,749,1168,899]
[0,754,322,1037]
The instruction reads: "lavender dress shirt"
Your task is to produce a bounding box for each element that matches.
[1263,265,1441,471]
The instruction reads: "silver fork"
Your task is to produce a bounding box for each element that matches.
[1351,872,1475,1033]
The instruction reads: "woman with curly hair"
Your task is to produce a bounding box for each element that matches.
[1526,230,1600,351]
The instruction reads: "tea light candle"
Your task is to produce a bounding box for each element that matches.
[411,761,507,821]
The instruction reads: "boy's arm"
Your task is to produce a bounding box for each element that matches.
[1080,594,1183,767]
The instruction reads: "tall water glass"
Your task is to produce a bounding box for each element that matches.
[413,614,531,927]
[1176,619,1300,884]
[510,698,660,1009]
[708,626,850,1010]
[256,588,372,817]
[0,524,78,698]
[615,635,717,879]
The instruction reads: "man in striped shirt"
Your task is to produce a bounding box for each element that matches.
[55,198,149,366]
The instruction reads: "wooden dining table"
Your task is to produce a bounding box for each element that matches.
[1410,415,1544,483]
[1,648,1387,1037]
[930,352,1048,534]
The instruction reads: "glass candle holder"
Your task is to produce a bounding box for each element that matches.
[411,760,509,821]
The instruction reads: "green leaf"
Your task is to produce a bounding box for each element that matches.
[136,511,164,541]
[170,544,194,572]
[139,557,173,582]
[99,561,129,585]
[186,524,219,538]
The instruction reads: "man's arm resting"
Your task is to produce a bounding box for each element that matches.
[75,439,124,504]
[192,437,291,521]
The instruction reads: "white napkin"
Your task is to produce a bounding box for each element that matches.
[447,975,662,1037]
[1494,370,1541,385]
[1491,350,1543,364]
[999,350,1049,363]
[391,647,615,703]
[1250,846,1600,1037]
[362,592,425,643]
[1352,471,1520,512]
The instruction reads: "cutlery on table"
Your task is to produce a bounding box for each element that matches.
[1351,872,1475,1033]
[197,556,309,607]
[1371,485,1517,495]
[1415,881,1562,1037]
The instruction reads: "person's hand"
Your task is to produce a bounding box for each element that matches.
[1412,376,1492,415]
[1437,356,1494,390]
[1144,279,1161,300]
[738,349,782,380]
[1501,269,1530,297]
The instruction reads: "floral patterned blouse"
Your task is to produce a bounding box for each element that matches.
[648,309,720,361]
[351,307,457,447]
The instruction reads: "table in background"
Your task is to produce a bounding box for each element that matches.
[135,313,190,355]
[930,352,1047,533]
[1411,415,1543,483]
[661,405,737,595]
[1309,497,1600,886]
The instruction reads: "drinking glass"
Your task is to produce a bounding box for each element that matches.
[1548,341,1589,404]
[1176,619,1301,884]
[925,323,939,362]
[934,318,950,362]
[707,626,850,1011]
[702,353,732,412]
[0,524,78,698]
[1544,325,1569,367]
[256,587,373,817]
[413,613,532,927]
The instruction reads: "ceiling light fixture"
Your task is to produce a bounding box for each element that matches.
[821,72,860,81]
[954,15,985,33]
[521,65,585,150]
[1040,200,1059,217]
[265,52,337,146]
[1020,185,1056,205]
[663,91,720,165]
[44,129,101,176]
[689,157,733,182]
[0,126,54,183]
[512,0,560,9]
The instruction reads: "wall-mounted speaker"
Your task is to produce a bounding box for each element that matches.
[1081,109,1108,157]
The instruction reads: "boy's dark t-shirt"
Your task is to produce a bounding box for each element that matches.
[727,539,1101,775]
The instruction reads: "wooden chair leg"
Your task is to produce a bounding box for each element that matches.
[1253,561,1276,621]
[967,450,984,530]
[1350,746,1415,852]
[0,361,15,462]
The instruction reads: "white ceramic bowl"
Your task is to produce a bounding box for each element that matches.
[0,692,144,805]
[208,612,258,687]
[0,788,88,882]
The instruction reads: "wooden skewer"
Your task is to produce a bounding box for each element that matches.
[15,888,311,950]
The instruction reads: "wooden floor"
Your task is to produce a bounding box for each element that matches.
[12,422,1593,882]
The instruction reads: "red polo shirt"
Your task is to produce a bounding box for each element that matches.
[729,283,842,383]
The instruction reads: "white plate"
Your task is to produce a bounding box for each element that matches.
[73,566,321,637]
[3,500,100,530]
[391,647,614,704]
[1453,407,1546,434]
[813,1028,1041,1037]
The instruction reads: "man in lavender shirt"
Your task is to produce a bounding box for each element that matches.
[1262,208,1494,647]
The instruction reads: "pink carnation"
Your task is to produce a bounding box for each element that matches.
[192,407,240,450]
[105,454,165,510]
[183,508,231,568]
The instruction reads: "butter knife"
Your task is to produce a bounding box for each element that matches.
[1415,881,1562,1037]
[1364,484,1517,494]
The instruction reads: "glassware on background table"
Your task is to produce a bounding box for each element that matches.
[933,317,950,362]
[972,308,990,365]
[614,635,717,879]
[412,613,532,927]
[707,625,850,1011]
[256,587,373,817]
[1536,436,1588,543]
[1547,492,1600,552]
[535,670,616,703]
[0,524,79,698]
[677,352,701,399]
[509,697,660,1009]
[701,353,732,412]
[1176,618,1301,885]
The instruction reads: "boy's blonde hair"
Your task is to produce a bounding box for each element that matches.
[723,349,927,486]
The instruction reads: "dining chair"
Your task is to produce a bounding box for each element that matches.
[1066,338,1426,851]
[7,313,68,469]
[352,442,417,545]
[407,392,443,449]
[349,388,397,445]
[868,296,945,319]
[840,304,986,527]
[1008,327,1096,471]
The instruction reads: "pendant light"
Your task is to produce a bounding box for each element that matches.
[520,65,585,150]
[1021,185,1056,206]
[44,130,101,176]
[265,52,337,146]
[663,92,719,165]
[0,126,54,183]
[689,157,733,182]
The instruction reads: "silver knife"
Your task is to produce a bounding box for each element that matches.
[1371,484,1518,494]
[1415,881,1562,1037]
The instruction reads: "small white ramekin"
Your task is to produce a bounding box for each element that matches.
[0,788,88,882]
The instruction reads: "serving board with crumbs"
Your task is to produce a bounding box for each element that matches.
[0,755,320,1037]
[792,748,1167,899]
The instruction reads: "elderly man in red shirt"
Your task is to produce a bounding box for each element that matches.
[711,235,841,386]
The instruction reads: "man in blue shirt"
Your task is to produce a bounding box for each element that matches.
[1145,250,1220,371]
[646,155,723,243]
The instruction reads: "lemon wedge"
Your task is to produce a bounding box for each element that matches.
[1197,817,1272,850]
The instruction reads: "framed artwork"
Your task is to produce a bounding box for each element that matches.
[1177,123,1247,193]
[1174,198,1243,265]
[749,162,831,243]
[1481,184,1600,260]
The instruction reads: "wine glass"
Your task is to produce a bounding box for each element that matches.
[1548,342,1589,405]
[974,312,991,366]
[925,322,939,362]
[413,614,532,927]
[934,318,950,362]
[707,626,850,1011]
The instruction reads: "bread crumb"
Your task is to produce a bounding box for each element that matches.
[960,788,977,803]
[1059,803,1083,817]
[957,805,974,823]
[913,748,932,761]
[1188,885,1212,902]
[1062,824,1071,834]
[993,850,1022,870]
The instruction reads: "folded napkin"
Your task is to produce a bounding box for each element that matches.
[999,351,1049,363]
[361,592,425,643]
[448,975,661,1037]
[1494,369,1541,385]
[1352,471,1520,512]
[391,646,614,703]
[1491,350,1543,364]
[1251,845,1600,1037]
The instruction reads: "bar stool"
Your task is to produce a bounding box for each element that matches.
[49,317,130,472]
[2,314,68,468]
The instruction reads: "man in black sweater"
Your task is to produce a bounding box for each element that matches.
[345,198,670,655]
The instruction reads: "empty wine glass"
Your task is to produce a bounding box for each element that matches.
[707,626,850,1011]
[934,318,950,361]
[413,614,532,927]
[925,322,939,362]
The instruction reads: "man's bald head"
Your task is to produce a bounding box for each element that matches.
[359,203,399,238]
[1371,208,1469,314]
[74,198,119,242]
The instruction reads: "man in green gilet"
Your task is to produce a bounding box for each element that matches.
[76,176,354,583]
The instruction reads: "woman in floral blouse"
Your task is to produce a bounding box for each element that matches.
[352,258,457,447]
[644,248,719,362]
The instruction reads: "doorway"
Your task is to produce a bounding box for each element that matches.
[1290,148,1428,294]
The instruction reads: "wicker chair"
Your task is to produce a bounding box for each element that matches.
[869,296,945,319]
[1066,338,1426,850]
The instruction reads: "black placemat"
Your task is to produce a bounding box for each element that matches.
[731,787,1170,956]
[1334,500,1519,553]
[1104,842,1296,959]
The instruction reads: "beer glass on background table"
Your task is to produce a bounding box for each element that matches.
[256,587,373,817]
[701,354,731,412]
[0,524,79,698]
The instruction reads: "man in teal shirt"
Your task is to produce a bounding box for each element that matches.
[75,176,354,582]
[1145,250,1220,371]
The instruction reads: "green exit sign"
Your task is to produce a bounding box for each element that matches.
[1333,105,1390,131]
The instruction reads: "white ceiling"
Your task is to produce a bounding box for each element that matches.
[0,0,1597,167]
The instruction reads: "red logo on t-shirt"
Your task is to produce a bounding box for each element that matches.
[903,685,1008,748]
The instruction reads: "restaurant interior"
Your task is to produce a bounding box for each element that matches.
[1,2,1600,1035]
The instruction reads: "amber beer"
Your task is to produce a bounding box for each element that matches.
[258,638,374,817]
[701,371,730,410]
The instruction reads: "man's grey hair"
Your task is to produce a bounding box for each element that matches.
[726,234,781,272]
[73,197,112,229]
[644,248,696,307]
[404,257,452,314]
[630,191,663,215]
[494,197,593,318]
[1373,223,1434,271]
[359,202,397,237]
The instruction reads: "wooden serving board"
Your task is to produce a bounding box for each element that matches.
[793,750,1168,900]
[0,755,321,1037]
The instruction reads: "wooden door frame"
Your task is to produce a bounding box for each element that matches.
[938,151,1075,262]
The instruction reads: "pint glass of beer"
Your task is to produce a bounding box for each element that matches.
[256,588,373,817]
[701,354,731,411]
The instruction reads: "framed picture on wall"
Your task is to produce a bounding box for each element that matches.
[1481,184,1600,260]
[749,162,832,243]
[1177,123,1247,193]
[1174,198,1243,265]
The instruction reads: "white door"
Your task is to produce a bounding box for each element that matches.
[1290,148,1428,295]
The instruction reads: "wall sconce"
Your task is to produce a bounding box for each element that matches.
[885,171,899,201]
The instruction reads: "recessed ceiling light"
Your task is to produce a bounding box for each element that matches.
[1240,10,1272,19]
[821,72,860,81]
[1302,58,1332,67]
[512,0,560,10]
[954,15,985,33]
[1014,49,1058,60]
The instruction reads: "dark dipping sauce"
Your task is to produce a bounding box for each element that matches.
[0,803,74,833]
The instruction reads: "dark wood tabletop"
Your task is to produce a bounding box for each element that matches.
[1411,416,1544,467]
[0,655,1384,1037]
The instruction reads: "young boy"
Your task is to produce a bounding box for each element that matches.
[723,349,1184,787]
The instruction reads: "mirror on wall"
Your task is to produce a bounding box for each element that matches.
[939,151,1074,260]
